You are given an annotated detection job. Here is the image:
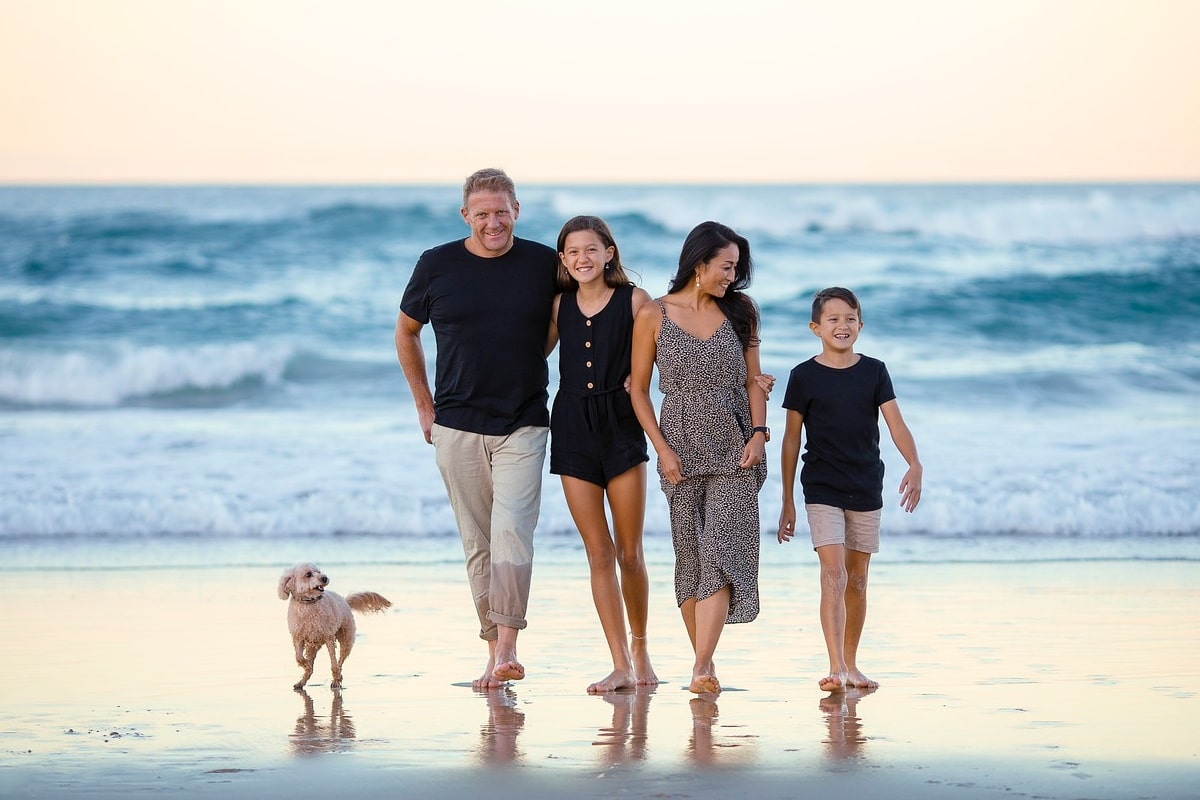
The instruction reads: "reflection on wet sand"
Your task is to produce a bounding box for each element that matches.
[687,696,759,766]
[289,689,356,756]
[476,687,525,765]
[819,687,874,762]
[591,687,654,765]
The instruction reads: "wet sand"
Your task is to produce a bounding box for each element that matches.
[1,553,1197,798]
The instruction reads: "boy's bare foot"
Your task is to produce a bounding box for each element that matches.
[689,673,721,694]
[845,668,878,689]
[630,637,659,685]
[819,673,846,692]
[588,669,636,693]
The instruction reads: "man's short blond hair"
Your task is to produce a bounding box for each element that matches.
[462,168,517,207]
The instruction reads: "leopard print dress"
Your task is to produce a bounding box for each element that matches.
[654,301,765,624]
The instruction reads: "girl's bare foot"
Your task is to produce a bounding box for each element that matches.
[845,668,878,689]
[819,673,846,692]
[689,673,721,694]
[631,636,659,685]
[588,669,636,693]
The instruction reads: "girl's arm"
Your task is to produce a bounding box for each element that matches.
[880,399,922,512]
[630,301,683,484]
[544,293,562,357]
[777,409,804,542]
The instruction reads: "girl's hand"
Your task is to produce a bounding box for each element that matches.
[753,373,776,399]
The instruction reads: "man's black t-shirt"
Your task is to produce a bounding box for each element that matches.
[400,237,558,435]
[781,355,896,511]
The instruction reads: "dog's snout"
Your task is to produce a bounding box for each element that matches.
[320,575,329,585]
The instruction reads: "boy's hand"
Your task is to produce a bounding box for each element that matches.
[777,502,797,543]
[898,463,923,512]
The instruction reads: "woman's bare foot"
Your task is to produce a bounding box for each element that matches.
[588,668,636,693]
[689,673,721,694]
[819,673,846,692]
[630,636,659,685]
[845,668,878,689]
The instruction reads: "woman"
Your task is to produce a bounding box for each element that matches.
[629,220,770,695]
[548,215,658,692]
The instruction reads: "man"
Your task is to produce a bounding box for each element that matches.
[395,168,558,689]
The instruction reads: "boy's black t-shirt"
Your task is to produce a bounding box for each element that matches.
[781,355,896,511]
[400,236,558,435]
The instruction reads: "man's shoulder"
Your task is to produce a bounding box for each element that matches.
[420,239,467,261]
[511,236,557,259]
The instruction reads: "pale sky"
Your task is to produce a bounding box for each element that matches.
[2,0,1198,183]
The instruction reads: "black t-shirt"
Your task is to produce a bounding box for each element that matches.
[781,355,896,511]
[400,236,558,435]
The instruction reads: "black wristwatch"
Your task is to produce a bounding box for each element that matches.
[751,426,770,442]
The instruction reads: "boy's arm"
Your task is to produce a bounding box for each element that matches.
[777,408,804,543]
[880,399,922,512]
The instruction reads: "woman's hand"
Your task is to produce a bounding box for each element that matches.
[739,435,766,469]
[658,447,685,485]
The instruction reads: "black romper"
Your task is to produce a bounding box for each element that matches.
[550,283,649,486]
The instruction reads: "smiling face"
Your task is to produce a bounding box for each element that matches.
[810,296,862,354]
[696,243,740,297]
[461,189,518,257]
[559,229,614,287]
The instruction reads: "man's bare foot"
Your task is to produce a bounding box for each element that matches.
[473,655,506,690]
[845,668,878,689]
[819,673,846,692]
[588,669,636,693]
[493,660,525,682]
[630,637,659,685]
[689,673,721,694]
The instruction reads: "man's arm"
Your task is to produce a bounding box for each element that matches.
[394,309,436,444]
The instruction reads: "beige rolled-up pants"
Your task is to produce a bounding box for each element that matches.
[431,423,548,641]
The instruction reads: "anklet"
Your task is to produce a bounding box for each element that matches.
[631,634,647,640]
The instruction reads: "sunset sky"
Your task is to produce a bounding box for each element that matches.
[2,0,1197,183]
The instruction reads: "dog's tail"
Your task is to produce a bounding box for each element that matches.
[345,591,392,614]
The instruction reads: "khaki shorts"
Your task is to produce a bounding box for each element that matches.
[805,504,881,553]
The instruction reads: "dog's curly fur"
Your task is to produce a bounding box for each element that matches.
[277,562,392,690]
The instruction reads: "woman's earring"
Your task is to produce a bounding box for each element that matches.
[604,261,611,270]
[695,275,701,288]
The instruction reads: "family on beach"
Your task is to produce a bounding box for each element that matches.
[394,169,923,697]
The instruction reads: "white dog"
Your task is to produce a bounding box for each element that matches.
[277,562,392,690]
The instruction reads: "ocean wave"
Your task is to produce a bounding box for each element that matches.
[0,342,296,407]
[537,184,1200,246]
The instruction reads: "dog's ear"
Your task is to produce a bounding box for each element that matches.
[278,570,295,600]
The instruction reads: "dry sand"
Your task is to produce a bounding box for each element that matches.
[1,552,1197,798]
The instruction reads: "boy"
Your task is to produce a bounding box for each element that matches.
[777,287,922,692]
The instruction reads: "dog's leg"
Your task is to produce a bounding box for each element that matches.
[326,641,343,690]
[294,643,318,690]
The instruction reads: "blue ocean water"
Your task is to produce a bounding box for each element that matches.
[1,183,1197,568]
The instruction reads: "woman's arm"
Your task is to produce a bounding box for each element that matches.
[630,300,683,484]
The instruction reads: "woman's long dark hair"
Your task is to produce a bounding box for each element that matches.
[669,221,760,349]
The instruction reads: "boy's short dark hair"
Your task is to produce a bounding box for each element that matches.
[811,286,861,323]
